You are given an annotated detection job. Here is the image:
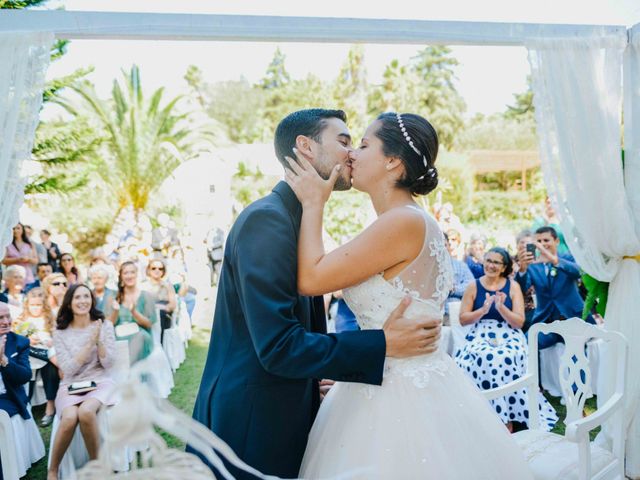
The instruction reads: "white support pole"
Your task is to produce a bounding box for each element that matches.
[623,24,640,479]
[0,10,627,46]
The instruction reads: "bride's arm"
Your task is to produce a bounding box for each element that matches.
[285,158,424,297]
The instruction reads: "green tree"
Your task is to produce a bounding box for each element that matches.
[56,65,211,221]
[185,66,264,144]
[368,47,466,150]
[332,45,369,140]
[505,76,535,121]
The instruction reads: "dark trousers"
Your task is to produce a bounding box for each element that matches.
[29,360,60,401]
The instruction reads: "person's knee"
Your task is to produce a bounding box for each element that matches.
[60,408,79,429]
[78,404,98,425]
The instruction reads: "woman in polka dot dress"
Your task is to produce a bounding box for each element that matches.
[455,247,558,431]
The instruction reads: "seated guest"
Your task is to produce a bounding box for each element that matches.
[109,261,156,364]
[24,262,53,293]
[89,265,116,315]
[444,232,474,323]
[0,301,32,423]
[141,259,177,343]
[455,248,557,431]
[15,288,59,426]
[59,253,82,286]
[42,273,68,316]
[464,232,486,278]
[0,301,41,479]
[0,265,27,313]
[47,285,116,480]
[515,226,595,350]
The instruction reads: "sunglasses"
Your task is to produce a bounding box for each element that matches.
[150,266,165,271]
[52,281,68,287]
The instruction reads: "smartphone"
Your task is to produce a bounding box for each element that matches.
[526,243,537,256]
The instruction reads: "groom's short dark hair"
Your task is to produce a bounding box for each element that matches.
[274,109,347,167]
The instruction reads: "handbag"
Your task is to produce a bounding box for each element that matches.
[29,346,50,362]
[115,322,140,338]
[68,381,97,395]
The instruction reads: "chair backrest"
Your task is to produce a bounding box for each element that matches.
[0,409,20,480]
[448,301,462,328]
[529,318,627,426]
[111,340,131,385]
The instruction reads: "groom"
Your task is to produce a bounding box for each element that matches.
[189,109,441,479]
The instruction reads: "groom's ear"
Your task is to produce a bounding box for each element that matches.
[294,135,315,160]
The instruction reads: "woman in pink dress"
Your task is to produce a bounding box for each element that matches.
[47,284,116,480]
[2,223,38,284]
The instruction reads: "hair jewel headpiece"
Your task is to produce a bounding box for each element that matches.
[396,113,428,168]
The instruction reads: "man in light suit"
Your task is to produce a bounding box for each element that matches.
[188,109,441,479]
[516,226,595,349]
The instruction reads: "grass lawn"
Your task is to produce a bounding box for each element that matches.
[23,327,211,479]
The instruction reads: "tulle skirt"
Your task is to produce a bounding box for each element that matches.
[300,352,534,480]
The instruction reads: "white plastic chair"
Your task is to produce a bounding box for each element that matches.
[484,318,627,480]
[540,338,605,398]
[447,300,472,356]
[146,318,174,398]
[159,307,185,372]
[0,408,46,480]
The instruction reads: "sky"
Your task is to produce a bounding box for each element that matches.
[43,0,640,117]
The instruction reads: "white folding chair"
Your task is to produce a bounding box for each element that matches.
[484,318,627,480]
[447,300,472,356]
[161,310,186,372]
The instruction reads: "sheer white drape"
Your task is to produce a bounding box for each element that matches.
[0,31,53,255]
[526,33,640,477]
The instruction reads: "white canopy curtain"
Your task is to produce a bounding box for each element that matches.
[0,31,53,254]
[526,32,640,477]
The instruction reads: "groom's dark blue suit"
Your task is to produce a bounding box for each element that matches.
[189,182,386,478]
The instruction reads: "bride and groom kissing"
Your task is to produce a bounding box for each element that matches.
[188,109,534,479]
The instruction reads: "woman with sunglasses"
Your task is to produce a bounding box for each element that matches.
[42,273,68,316]
[59,253,82,286]
[455,247,557,432]
[141,259,177,344]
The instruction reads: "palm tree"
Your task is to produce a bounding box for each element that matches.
[56,65,212,224]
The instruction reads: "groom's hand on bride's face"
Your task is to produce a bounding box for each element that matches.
[382,296,442,358]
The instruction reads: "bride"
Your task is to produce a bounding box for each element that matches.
[284,112,533,479]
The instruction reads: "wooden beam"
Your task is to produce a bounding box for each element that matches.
[0,10,628,46]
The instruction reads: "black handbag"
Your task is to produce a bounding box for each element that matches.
[29,346,49,362]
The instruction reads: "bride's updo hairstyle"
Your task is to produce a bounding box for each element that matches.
[374,112,439,196]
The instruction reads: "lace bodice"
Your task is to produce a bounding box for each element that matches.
[342,207,453,391]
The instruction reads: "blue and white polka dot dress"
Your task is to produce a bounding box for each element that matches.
[455,279,558,430]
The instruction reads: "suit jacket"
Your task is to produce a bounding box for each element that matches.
[0,332,32,420]
[190,182,386,479]
[516,254,586,325]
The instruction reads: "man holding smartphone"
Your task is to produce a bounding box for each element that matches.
[516,226,595,349]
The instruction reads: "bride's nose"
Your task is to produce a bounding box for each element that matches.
[348,150,358,162]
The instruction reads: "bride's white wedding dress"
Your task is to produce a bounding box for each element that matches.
[300,207,533,479]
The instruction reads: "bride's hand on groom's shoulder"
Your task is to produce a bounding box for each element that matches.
[284,149,341,208]
[382,296,441,359]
